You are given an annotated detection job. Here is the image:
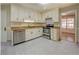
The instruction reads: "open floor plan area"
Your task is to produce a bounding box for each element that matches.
[0,3,79,55]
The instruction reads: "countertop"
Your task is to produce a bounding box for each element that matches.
[11,26,45,31]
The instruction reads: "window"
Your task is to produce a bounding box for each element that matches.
[61,19,66,28]
[61,15,74,29]
[67,18,74,29]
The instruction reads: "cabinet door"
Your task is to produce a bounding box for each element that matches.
[24,9,28,20]
[25,29,30,41]
[38,14,42,22]
[51,28,58,40]
[38,28,43,36]
[53,29,58,40]
[33,12,36,22]
[34,28,43,37]
[50,28,53,39]
[11,5,18,21]
[41,13,46,23]
[25,29,33,41]
[34,13,38,22]
[18,7,24,22]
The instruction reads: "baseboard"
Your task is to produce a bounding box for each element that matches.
[13,35,43,46]
[13,41,26,46]
[25,36,43,42]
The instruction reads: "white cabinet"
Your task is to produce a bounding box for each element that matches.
[11,5,42,23]
[11,5,24,22]
[25,28,43,41]
[25,29,35,41]
[34,12,38,22]
[53,9,59,22]
[33,28,43,37]
[38,14,42,23]
[25,29,32,41]
[37,28,43,36]
[42,8,59,23]
[18,7,24,22]
[41,13,46,23]
[11,5,18,21]
[51,28,59,41]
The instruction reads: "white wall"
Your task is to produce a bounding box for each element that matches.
[77,8,79,43]
[0,4,1,42]
[0,4,1,54]
[1,4,11,42]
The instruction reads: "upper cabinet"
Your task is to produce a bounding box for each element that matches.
[11,5,19,22]
[11,4,59,23]
[42,8,59,23]
[18,7,24,22]
[11,4,43,23]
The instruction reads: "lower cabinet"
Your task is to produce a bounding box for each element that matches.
[25,28,43,41]
[51,28,59,41]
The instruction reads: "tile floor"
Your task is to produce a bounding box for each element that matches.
[1,37,79,55]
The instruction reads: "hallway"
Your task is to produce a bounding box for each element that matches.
[1,37,79,55]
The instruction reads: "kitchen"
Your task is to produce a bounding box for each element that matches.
[1,3,79,55]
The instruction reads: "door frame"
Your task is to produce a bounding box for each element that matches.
[59,10,78,43]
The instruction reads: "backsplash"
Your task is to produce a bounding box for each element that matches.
[11,22,46,27]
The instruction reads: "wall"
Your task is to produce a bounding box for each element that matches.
[77,8,79,43]
[1,4,11,42]
[0,4,1,54]
[60,4,79,13]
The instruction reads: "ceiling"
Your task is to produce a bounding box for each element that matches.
[19,3,75,12]
[61,10,75,16]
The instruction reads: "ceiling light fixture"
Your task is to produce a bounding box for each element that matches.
[40,3,48,5]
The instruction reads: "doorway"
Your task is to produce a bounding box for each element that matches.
[60,11,75,42]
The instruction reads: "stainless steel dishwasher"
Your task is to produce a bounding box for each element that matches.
[13,29,25,45]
